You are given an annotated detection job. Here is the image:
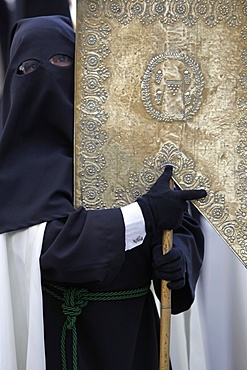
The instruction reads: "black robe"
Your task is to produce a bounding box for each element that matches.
[41,208,204,370]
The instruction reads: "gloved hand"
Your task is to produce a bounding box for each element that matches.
[152,244,186,290]
[137,165,207,232]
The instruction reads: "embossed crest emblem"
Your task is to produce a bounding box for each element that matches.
[75,0,247,266]
[141,51,204,121]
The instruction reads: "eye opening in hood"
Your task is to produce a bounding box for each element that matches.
[17,54,73,75]
[17,59,40,75]
[49,54,73,67]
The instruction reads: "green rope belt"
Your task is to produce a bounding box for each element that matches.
[42,283,150,370]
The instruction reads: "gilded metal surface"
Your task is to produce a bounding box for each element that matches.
[75,0,247,266]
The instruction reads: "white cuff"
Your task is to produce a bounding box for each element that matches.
[121,202,146,251]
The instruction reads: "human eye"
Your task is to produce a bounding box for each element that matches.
[17,59,40,74]
[49,54,73,67]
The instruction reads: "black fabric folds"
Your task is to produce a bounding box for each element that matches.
[0,16,75,233]
[19,0,71,19]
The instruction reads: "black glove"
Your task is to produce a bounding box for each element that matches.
[137,165,207,232]
[152,244,186,290]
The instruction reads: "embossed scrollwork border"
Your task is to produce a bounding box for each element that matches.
[76,0,247,265]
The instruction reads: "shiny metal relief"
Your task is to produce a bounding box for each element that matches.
[75,0,247,266]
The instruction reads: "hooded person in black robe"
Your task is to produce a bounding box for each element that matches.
[0,16,206,370]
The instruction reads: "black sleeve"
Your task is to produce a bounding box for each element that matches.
[153,211,204,314]
[40,206,126,285]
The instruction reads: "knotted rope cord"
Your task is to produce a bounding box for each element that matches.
[43,283,150,370]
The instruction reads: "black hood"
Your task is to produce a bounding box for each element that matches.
[0,16,75,233]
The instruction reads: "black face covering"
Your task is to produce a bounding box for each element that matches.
[0,16,75,233]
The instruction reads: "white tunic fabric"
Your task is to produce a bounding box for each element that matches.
[0,223,47,370]
[170,217,247,370]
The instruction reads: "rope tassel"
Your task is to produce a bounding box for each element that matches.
[61,288,88,370]
[43,283,150,369]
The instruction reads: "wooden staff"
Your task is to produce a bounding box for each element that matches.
[159,179,174,370]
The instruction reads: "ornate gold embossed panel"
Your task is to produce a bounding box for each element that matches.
[74,0,247,266]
